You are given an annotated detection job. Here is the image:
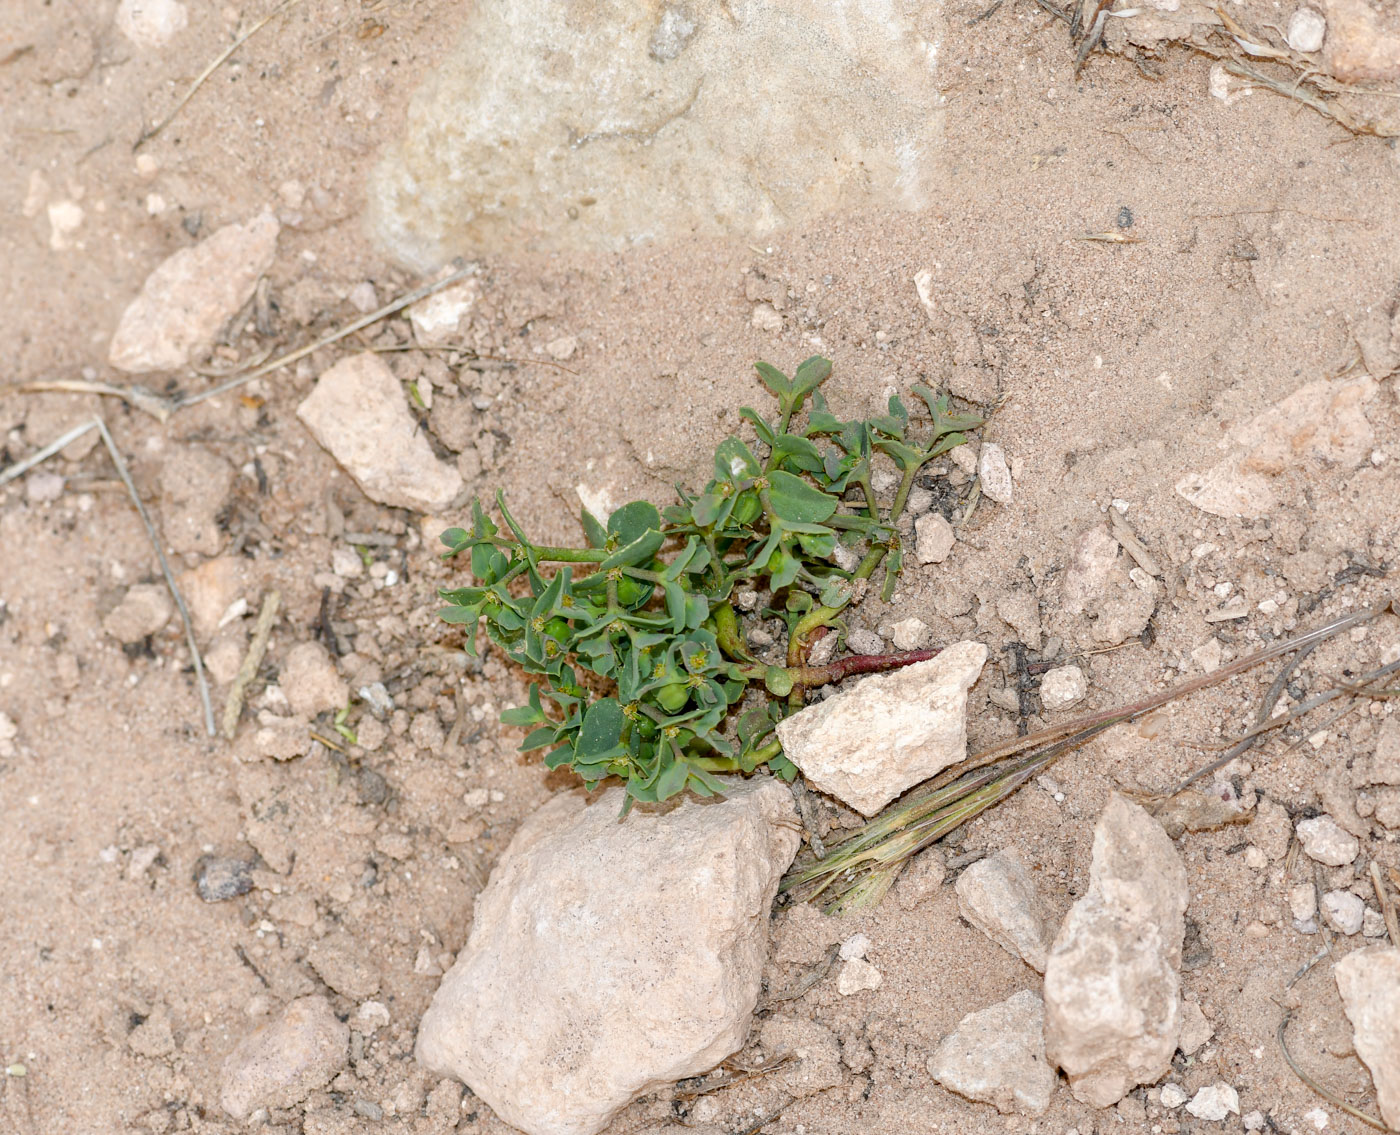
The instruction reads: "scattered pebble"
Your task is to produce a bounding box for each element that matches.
[1039,665,1087,711]
[1288,882,1317,922]
[905,486,934,514]
[915,513,956,564]
[545,335,578,360]
[837,957,883,995]
[346,281,379,313]
[1321,890,1366,935]
[928,990,1054,1115]
[194,855,255,902]
[102,583,173,644]
[297,352,463,513]
[25,471,65,503]
[1160,1083,1188,1108]
[219,995,349,1119]
[839,933,871,961]
[1286,5,1326,52]
[308,931,381,998]
[409,277,479,347]
[1178,1000,1214,1055]
[955,847,1051,972]
[846,629,885,655]
[332,546,364,578]
[1243,1109,1267,1130]
[888,616,932,651]
[279,642,349,719]
[109,213,279,373]
[977,443,1013,503]
[115,0,187,48]
[1296,815,1360,866]
[751,303,783,332]
[1185,1082,1240,1122]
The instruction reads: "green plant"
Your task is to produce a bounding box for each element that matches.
[437,357,982,810]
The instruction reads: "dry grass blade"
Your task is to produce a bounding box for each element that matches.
[1372,861,1400,949]
[782,602,1394,912]
[135,0,306,149]
[222,590,281,739]
[674,1052,795,1100]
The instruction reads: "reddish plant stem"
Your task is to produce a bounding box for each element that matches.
[794,647,939,687]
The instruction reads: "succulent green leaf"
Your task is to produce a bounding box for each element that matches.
[767,470,837,524]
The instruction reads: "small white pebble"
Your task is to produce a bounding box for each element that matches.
[1285,6,1326,53]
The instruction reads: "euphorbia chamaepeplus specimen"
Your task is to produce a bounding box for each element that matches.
[438,357,982,810]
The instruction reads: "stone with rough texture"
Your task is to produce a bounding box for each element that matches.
[298,352,463,513]
[1040,665,1087,711]
[1044,794,1188,1108]
[116,0,187,48]
[220,995,348,1119]
[371,0,946,269]
[1175,376,1377,518]
[837,957,882,995]
[978,443,1013,503]
[1321,890,1366,936]
[415,778,798,1135]
[1365,716,1400,785]
[928,990,1054,1115]
[1335,946,1400,1129]
[1286,6,1326,52]
[102,583,172,644]
[955,848,1051,972]
[775,641,988,816]
[280,642,349,719]
[109,213,279,372]
[1178,1000,1213,1055]
[1296,814,1359,866]
[1186,1083,1240,1122]
[409,277,479,347]
[1325,0,1400,82]
[915,513,956,564]
[307,930,381,999]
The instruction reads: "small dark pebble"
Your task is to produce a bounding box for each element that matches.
[357,767,389,806]
[193,855,255,902]
[1116,205,1134,229]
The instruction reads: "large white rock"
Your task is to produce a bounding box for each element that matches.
[297,352,463,513]
[371,0,947,269]
[1335,946,1400,1129]
[955,847,1052,973]
[108,213,279,372]
[775,641,988,816]
[1043,794,1188,1107]
[415,778,799,1135]
[928,989,1055,1115]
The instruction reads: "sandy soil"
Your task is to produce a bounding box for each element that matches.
[2,1,1399,1134]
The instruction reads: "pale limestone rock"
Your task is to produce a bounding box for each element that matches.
[996,587,1042,650]
[109,213,279,372]
[1321,890,1365,935]
[915,513,955,564]
[1175,376,1377,518]
[928,990,1054,1116]
[1060,529,1120,616]
[1286,6,1326,52]
[1056,527,1155,646]
[888,616,932,651]
[895,848,947,911]
[978,443,1013,503]
[1177,1000,1213,1055]
[415,779,798,1135]
[751,303,783,332]
[220,996,348,1119]
[102,583,172,643]
[371,0,947,269]
[1044,794,1188,1107]
[280,642,348,718]
[955,848,1051,973]
[1296,814,1359,866]
[298,353,463,513]
[177,556,246,641]
[115,0,187,48]
[1040,665,1087,711]
[775,641,988,816]
[307,931,381,999]
[837,957,882,996]
[409,277,479,347]
[1186,1083,1240,1122]
[1336,946,1400,1128]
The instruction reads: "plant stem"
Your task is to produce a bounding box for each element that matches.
[489,539,609,563]
[794,648,938,687]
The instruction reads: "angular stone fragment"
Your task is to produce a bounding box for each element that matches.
[297,352,463,513]
[1186,1082,1240,1122]
[955,848,1051,972]
[109,213,279,372]
[1296,814,1359,866]
[307,930,381,999]
[102,583,172,643]
[1175,376,1377,518]
[415,779,799,1135]
[1335,946,1400,1129]
[775,641,988,816]
[915,513,955,564]
[929,989,1054,1116]
[978,443,1013,503]
[280,642,349,718]
[1043,794,1188,1108]
[220,996,348,1119]
[1039,665,1087,711]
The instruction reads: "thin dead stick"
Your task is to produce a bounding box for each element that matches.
[135,0,306,149]
[223,590,281,739]
[0,419,216,736]
[1372,861,1400,949]
[1279,1009,1397,1131]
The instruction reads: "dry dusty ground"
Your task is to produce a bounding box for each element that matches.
[2,1,1400,1134]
